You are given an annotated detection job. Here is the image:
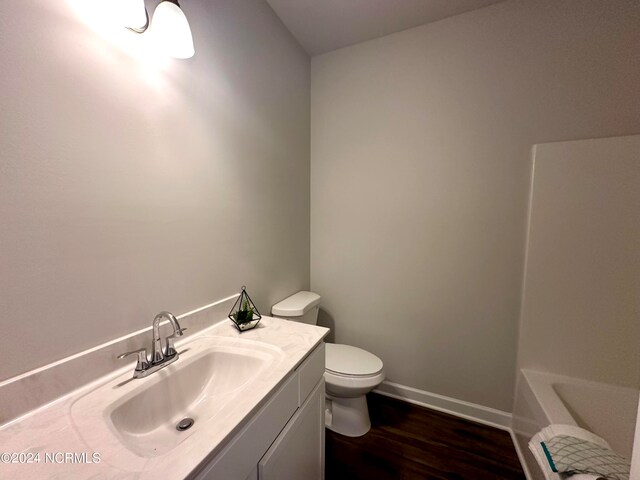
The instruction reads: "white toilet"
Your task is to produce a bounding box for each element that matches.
[272,291,385,437]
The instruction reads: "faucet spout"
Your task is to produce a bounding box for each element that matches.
[119,310,185,379]
[154,311,183,336]
[151,311,183,363]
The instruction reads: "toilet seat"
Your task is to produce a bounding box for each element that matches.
[325,343,383,377]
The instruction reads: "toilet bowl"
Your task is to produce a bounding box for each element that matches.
[272,291,385,437]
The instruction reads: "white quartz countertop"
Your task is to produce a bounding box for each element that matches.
[0,316,328,479]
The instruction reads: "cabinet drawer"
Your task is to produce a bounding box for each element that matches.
[297,343,325,406]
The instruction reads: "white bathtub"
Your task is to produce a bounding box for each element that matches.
[512,369,639,480]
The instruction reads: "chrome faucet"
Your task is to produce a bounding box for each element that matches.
[118,311,186,379]
[151,311,184,363]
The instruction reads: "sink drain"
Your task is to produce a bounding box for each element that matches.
[176,417,195,432]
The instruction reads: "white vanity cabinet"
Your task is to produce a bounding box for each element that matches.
[258,379,325,479]
[192,343,326,480]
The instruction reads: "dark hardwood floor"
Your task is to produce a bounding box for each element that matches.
[326,393,525,480]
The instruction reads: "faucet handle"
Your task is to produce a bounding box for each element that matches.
[117,348,150,372]
[164,328,187,358]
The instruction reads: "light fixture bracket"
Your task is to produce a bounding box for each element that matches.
[126,6,149,34]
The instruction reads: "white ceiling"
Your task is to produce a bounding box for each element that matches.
[266,0,506,56]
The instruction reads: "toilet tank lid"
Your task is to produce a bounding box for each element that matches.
[272,291,321,317]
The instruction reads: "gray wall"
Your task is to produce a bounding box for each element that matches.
[517,135,640,388]
[310,0,640,411]
[0,0,310,381]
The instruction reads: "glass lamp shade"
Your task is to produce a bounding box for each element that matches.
[122,0,148,32]
[151,1,195,59]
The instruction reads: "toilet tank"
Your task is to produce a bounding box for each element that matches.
[271,291,321,325]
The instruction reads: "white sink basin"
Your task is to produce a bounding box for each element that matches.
[70,336,283,461]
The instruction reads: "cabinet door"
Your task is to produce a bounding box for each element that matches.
[259,379,325,480]
[193,373,299,480]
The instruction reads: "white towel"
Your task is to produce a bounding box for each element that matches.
[528,424,611,480]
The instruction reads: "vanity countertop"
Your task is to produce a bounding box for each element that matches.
[0,316,328,479]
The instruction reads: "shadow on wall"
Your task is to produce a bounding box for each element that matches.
[317,307,336,343]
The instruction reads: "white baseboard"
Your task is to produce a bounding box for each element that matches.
[374,381,513,430]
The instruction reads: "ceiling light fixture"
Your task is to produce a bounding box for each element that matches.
[125,0,195,59]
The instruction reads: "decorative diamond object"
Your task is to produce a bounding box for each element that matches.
[228,286,262,332]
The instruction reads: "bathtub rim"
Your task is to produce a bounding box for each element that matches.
[522,368,639,428]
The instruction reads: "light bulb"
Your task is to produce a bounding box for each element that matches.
[151,1,195,59]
